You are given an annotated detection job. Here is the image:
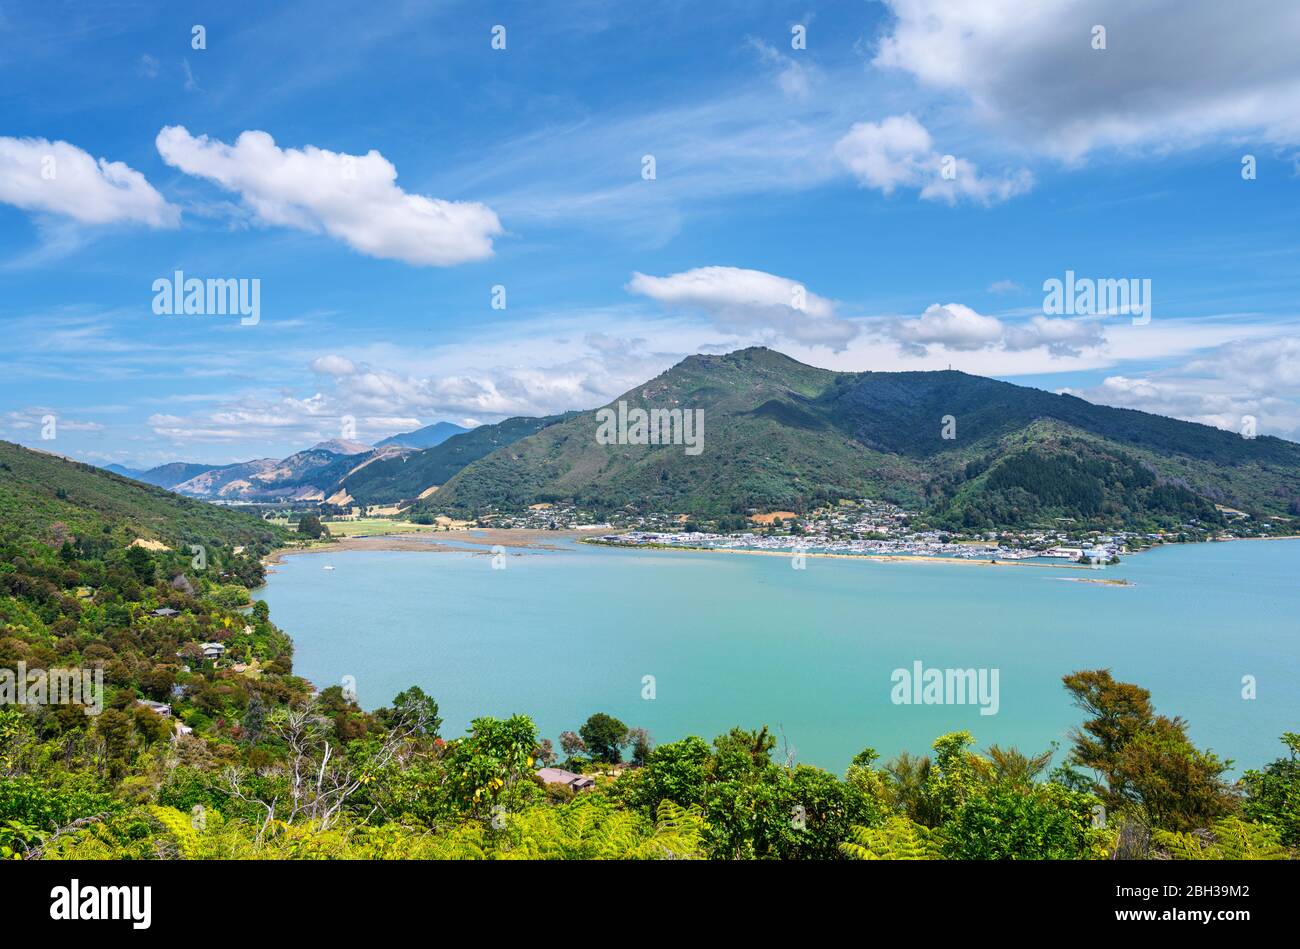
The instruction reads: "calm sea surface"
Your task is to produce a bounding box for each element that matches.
[256,536,1300,773]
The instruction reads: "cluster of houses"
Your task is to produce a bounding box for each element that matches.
[142,607,257,741]
[595,499,1138,564]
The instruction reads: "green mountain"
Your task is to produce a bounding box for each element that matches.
[340,412,577,505]
[419,348,1300,530]
[0,440,289,552]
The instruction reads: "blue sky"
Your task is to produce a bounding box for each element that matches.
[3,0,1300,467]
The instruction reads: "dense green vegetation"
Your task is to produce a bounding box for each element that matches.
[0,440,288,554]
[927,427,1227,532]
[419,348,1300,529]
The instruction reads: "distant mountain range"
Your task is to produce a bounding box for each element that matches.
[97,419,540,506]
[95,349,1300,530]
[104,461,222,487]
[374,421,469,450]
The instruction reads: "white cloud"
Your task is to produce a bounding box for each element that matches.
[0,137,179,227]
[873,0,1300,161]
[1063,376,1296,439]
[893,303,1004,352]
[1063,336,1300,439]
[155,126,502,266]
[138,320,694,449]
[626,265,857,349]
[147,391,335,443]
[1184,335,1300,389]
[891,304,1106,357]
[1004,316,1106,357]
[833,114,1031,204]
[834,114,934,195]
[310,354,357,377]
[366,416,422,431]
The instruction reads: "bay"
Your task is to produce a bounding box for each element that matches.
[256,536,1300,773]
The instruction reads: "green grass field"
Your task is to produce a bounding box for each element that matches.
[324,517,437,537]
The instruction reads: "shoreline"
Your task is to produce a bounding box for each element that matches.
[263,524,1300,572]
[586,541,1102,569]
[582,529,1300,567]
[263,527,608,567]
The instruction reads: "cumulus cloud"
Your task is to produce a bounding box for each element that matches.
[626,265,858,349]
[833,114,1031,204]
[155,126,502,266]
[873,0,1300,161]
[0,137,179,227]
[891,304,1106,357]
[893,303,1003,353]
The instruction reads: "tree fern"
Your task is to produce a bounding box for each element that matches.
[840,817,938,860]
[1154,817,1290,860]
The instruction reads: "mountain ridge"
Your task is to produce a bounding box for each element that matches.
[417,347,1300,529]
[374,420,469,450]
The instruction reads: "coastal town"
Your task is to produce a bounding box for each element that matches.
[415,496,1291,565]
[587,498,1129,564]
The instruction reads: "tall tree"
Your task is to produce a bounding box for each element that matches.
[579,713,628,763]
[1062,669,1236,831]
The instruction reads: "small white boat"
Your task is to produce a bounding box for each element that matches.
[322,565,335,571]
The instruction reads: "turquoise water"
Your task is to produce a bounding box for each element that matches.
[256,537,1300,774]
